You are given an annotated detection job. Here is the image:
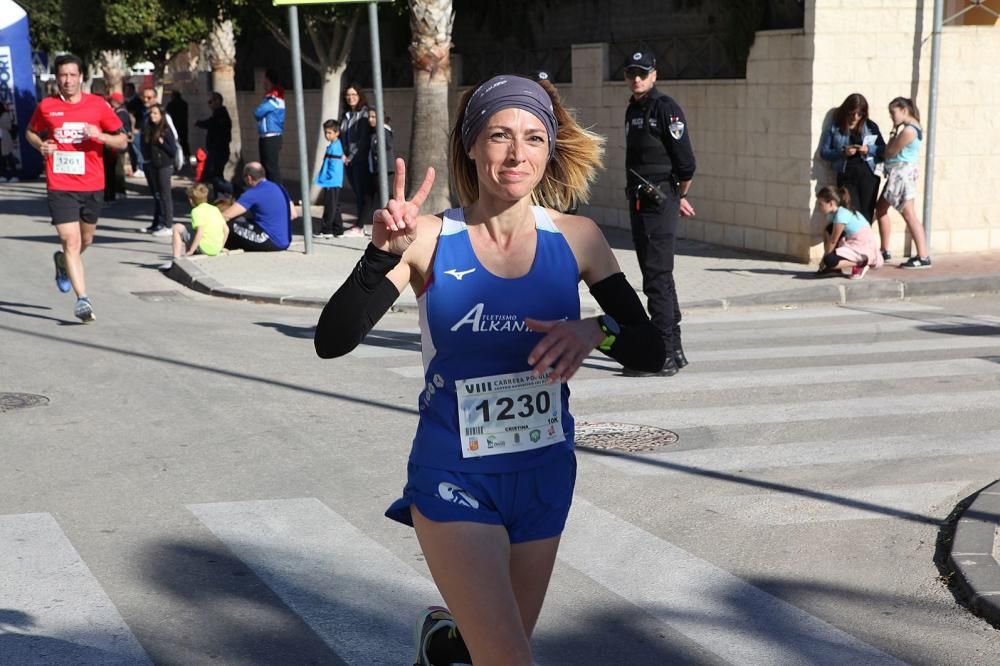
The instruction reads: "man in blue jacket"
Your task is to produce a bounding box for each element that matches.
[254,69,285,185]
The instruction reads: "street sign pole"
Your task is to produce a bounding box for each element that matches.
[287,5,313,254]
[368,1,389,210]
[274,0,390,245]
[922,0,944,257]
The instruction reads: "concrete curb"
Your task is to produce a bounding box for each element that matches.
[167,258,1000,313]
[949,479,1000,628]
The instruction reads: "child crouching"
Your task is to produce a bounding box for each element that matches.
[816,185,884,280]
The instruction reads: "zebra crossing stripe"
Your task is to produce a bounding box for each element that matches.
[589,430,1000,477]
[559,499,907,665]
[677,336,1000,362]
[587,389,1000,430]
[677,315,1000,345]
[187,498,441,665]
[568,357,1000,399]
[697,481,971,525]
[679,302,940,325]
[0,513,152,665]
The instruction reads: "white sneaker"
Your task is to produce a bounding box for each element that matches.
[6,177,18,183]
[151,227,172,237]
[159,261,173,271]
[343,227,365,237]
[133,170,145,179]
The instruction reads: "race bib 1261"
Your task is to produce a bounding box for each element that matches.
[53,151,85,175]
[456,370,564,458]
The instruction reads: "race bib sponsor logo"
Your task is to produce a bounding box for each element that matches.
[54,122,87,144]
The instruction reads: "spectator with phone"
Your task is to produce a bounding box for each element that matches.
[819,93,888,259]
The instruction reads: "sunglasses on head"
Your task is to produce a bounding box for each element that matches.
[625,68,650,80]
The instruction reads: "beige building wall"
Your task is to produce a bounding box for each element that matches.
[567,32,814,260]
[811,0,1000,256]
[175,0,1000,259]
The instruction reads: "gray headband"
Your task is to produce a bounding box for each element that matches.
[460,76,557,160]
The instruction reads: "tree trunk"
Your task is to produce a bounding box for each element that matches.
[207,18,242,181]
[309,66,346,203]
[409,0,453,211]
[99,50,126,95]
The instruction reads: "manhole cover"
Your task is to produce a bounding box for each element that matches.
[575,421,678,452]
[132,290,189,302]
[0,393,50,413]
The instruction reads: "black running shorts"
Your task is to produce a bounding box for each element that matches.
[48,190,103,225]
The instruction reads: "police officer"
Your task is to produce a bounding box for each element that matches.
[624,49,696,376]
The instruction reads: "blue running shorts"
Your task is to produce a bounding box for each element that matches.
[385,451,577,544]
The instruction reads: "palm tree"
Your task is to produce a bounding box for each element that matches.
[99,51,127,95]
[408,0,453,210]
[206,16,242,180]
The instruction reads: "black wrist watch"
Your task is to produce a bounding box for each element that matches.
[596,314,620,352]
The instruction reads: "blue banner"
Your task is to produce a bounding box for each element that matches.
[1,0,42,179]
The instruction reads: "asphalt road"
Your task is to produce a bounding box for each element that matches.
[2,191,1000,664]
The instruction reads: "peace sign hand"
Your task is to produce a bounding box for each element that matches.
[372,158,436,256]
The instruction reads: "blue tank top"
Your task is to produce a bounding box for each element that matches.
[411,207,581,473]
[886,123,922,166]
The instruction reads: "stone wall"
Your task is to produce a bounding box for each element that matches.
[174,0,1000,259]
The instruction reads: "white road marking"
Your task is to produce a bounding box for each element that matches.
[588,430,1000,477]
[559,499,907,665]
[681,336,1000,362]
[188,498,441,666]
[0,513,152,665]
[698,481,971,525]
[586,389,1000,430]
[568,357,1000,399]
[681,302,940,325]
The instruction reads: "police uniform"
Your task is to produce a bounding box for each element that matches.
[624,50,696,372]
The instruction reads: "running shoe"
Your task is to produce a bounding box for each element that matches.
[343,226,365,237]
[53,251,71,293]
[413,606,471,666]
[899,256,932,269]
[881,249,892,261]
[151,226,172,237]
[849,264,870,280]
[73,297,95,323]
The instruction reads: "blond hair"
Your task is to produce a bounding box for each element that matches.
[449,79,605,212]
[186,183,210,206]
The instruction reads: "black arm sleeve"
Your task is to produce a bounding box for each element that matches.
[589,272,667,373]
[314,244,402,359]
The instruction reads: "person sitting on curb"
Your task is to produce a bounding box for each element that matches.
[222,162,293,252]
[815,185,883,280]
[161,183,229,270]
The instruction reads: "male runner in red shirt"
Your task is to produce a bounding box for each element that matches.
[25,54,127,322]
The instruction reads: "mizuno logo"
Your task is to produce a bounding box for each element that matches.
[444,268,476,280]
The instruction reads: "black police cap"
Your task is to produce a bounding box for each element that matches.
[626,50,656,72]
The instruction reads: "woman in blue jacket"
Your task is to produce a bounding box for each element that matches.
[820,94,888,259]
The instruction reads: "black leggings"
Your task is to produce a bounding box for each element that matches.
[145,164,173,227]
[837,160,880,224]
[259,135,283,186]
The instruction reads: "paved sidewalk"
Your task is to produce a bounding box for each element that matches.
[168,222,1000,314]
